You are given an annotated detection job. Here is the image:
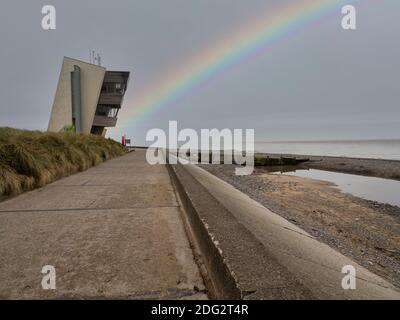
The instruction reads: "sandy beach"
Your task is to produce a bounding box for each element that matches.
[200,156,400,288]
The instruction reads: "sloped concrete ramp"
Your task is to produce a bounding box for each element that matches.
[169,160,400,300]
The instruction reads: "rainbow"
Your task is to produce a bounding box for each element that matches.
[117,0,356,132]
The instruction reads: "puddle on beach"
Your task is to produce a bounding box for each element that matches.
[266,167,400,207]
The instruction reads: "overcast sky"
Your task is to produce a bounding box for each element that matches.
[0,0,399,143]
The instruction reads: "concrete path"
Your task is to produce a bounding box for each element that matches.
[0,150,206,299]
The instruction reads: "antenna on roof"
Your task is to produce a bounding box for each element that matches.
[89,50,102,66]
[96,53,102,66]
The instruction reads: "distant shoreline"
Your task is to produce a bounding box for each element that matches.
[256,138,400,143]
[255,139,400,161]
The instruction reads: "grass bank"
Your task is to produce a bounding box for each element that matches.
[0,127,126,197]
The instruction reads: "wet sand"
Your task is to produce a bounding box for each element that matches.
[199,157,400,288]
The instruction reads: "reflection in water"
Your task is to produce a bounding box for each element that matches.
[269,168,400,208]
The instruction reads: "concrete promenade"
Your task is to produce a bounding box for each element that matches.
[172,162,400,299]
[0,150,206,299]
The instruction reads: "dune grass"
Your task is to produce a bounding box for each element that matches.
[0,127,126,197]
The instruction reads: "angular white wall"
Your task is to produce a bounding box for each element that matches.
[48,57,106,134]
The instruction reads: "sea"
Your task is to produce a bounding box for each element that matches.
[255,139,400,161]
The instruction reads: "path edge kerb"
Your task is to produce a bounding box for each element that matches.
[166,162,314,300]
[167,163,241,299]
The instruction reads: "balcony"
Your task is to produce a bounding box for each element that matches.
[98,93,124,106]
[92,115,117,127]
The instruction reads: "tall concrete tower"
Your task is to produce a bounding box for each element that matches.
[48,57,130,136]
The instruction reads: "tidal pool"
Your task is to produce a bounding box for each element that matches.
[271,168,400,207]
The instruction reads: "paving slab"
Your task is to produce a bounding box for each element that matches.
[0,151,206,299]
